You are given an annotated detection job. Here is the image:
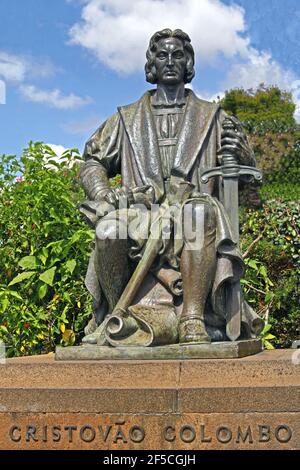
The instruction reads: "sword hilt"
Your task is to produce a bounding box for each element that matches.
[200,162,262,184]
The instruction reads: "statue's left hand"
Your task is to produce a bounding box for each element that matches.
[219,116,253,164]
[131,185,155,209]
[167,180,195,206]
[104,185,155,209]
[104,186,134,207]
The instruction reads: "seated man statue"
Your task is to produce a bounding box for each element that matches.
[79,28,264,347]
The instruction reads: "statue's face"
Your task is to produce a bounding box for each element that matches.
[154,37,187,85]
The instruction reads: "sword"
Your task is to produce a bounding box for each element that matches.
[200,117,262,340]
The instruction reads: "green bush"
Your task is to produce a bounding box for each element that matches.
[222,85,300,190]
[221,85,297,131]
[0,142,93,356]
[259,183,300,202]
[240,200,300,348]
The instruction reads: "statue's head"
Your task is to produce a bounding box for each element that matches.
[145,29,195,86]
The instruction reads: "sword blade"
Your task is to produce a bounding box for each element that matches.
[223,176,239,243]
[222,175,241,340]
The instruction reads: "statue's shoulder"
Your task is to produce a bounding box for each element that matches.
[117,91,150,115]
[84,111,121,155]
[187,89,220,112]
[90,110,121,137]
[85,93,149,151]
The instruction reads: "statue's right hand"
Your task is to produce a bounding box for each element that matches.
[103,188,118,206]
[95,198,116,218]
[93,189,118,215]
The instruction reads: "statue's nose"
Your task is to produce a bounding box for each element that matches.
[167,54,174,66]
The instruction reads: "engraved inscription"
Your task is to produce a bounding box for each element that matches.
[8,421,293,447]
[163,423,293,445]
[9,420,146,445]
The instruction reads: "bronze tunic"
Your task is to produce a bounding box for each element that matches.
[151,104,185,181]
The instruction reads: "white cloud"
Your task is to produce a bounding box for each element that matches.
[196,90,224,103]
[69,0,249,74]
[0,79,6,104]
[290,80,300,122]
[224,49,298,92]
[223,48,300,122]
[0,51,26,82]
[69,0,300,121]
[0,51,56,83]
[19,84,93,109]
[0,51,90,110]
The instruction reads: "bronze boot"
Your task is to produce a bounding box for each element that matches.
[179,315,211,344]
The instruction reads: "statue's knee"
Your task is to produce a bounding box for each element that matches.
[96,217,119,241]
[182,201,215,245]
[189,201,216,230]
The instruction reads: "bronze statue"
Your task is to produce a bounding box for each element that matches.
[79,29,264,348]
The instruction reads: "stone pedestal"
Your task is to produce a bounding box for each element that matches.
[56,339,262,360]
[0,349,299,450]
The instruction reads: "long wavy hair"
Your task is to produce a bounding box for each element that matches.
[145,29,195,84]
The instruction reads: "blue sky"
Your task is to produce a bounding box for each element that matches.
[1,0,300,157]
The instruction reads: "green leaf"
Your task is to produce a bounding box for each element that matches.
[63,291,71,303]
[8,271,36,286]
[18,256,37,270]
[70,231,82,244]
[39,254,48,266]
[65,259,76,274]
[7,291,23,300]
[45,159,60,168]
[49,207,59,220]
[265,292,274,303]
[38,284,48,299]
[39,267,56,287]
[248,259,258,270]
[39,247,49,266]
[264,340,275,350]
[31,213,40,227]
[1,297,9,313]
[264,333,276,340]
[60,195,72,205]
[259,265,268,278]
[262,324,272,334]
[62,329,76,346]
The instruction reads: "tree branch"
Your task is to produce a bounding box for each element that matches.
[242,234,263,259]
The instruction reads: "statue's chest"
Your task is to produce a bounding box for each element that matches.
[152,107,185,178]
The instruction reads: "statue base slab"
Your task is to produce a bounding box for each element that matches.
[0,349,299,450]
[55,339,262,361]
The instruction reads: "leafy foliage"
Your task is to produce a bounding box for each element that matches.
[240,200,300,348]
[222,85,300,196]
[222,85,300,347]
[221,84,296,130]
[259,324,276,350]
[0,143,93,356]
